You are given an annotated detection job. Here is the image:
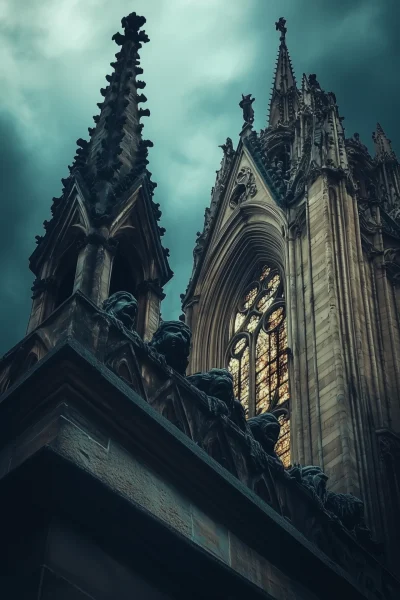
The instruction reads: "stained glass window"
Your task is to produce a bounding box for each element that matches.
[227,264,291,466]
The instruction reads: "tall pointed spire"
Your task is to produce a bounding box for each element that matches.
[28,11,171,338]
[373,123,398,163]
[49,12,156,228]
[268,17,299,127]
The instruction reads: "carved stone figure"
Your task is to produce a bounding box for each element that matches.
[219,137,234,157]
[389,206,400,223]
[192,231,207,273]
[287,462,376,545]
[308,74,321,90]
[325,491,364,531]
[150,320,192,375]
[248,412,281,459]
[187,368,247,431]
[103,291,138,331]
[239,94,255,125]
[275,17,287,39]
[288,464,328,507]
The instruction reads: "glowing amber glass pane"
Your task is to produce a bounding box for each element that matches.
[228,357,240,397]
[257,292,274,313]
[234,312,246,332]
[276,415,290,467]
[255,329,270,412]
[246,315,260,333]
[243,286,258,309]
[278,381,290,404]
[268,274,281,295]
[256,328,268,356]
[267,307,284,331]
[239,346,250,415]
[279,324,288,347]
[233,337,246,355]
[270,334,278,360]
[270,371,278,391]
[256,394,270,414]
[260,266,271,281]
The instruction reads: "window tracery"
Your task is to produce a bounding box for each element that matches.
[227,264,291,466]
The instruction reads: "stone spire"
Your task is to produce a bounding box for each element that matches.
[268,17,299,127]
[49,12,156,228]
[28,12,171,339]
[373,123,398,163]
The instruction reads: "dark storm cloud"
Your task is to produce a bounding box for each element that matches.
[0,0,399,355]
[0,113,43,352]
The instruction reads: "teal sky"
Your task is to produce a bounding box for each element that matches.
[0,0,399,355]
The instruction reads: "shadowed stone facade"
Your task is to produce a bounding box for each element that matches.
[0,11,399,600]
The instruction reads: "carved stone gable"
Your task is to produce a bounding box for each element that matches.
[229,166,258,206]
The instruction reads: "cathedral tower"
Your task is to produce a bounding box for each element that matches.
[0,12,399,599]
[182,17,400,554]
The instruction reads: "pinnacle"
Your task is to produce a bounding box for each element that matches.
[35,10,157,249]
[268,17,298,127]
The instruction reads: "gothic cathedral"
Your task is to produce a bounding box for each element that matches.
[0,12,399,600]
[183,16,400,557]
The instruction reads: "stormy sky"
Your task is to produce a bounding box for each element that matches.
[0,0,399,356]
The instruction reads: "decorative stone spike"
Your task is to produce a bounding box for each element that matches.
[138,108,150,118]
[136,80,146,89]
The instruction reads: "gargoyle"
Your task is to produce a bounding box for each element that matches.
[103,291,138,332]
[149,320,192,375]
[187,368,247,431]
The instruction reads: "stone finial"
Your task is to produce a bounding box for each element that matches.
[275,17,287,41]
[239,93,255,125]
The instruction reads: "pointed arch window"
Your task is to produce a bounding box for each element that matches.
[227,264,291,467]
